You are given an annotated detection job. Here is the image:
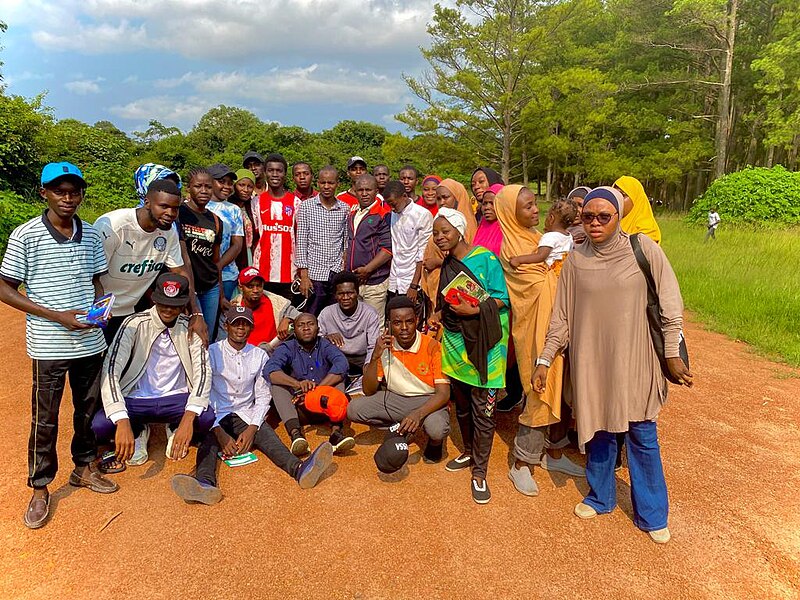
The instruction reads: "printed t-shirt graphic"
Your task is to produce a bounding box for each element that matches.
[256,191,299,283]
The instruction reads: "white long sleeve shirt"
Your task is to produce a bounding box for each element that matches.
[208,340,271,428]
[389,201,433,294]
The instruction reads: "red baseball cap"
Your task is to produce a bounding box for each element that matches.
[303,386,349,423]
[238,266,265,285]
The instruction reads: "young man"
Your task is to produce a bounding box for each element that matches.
[336,156,367,208]
[292,161,317,201]
[706,206,721,242]
[243,151,267,198]
[235,266,298,350]
[95,179,202,344]
[253,153,299,301]
[207,164,245,301]
[373,164,390,197]
[347,296,450,464]
[345,174,392,319]
[93,274,215,468]
[384,181,432,313]
[318,271,381,377]
[171,306,334,505]
[0,162,119,529]
[399,165,421,203]
[264,313,355,455]
[295,165,349,315]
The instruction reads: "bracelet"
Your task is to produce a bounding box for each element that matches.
[409,283,420,290]
[190,312,204,318]
[535,357,551,367]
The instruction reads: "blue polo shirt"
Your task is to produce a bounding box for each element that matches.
[0,211,108,360]
[263,337,349,384]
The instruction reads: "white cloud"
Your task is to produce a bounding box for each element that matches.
[108,95,215,127]
[23,0,433,62]
[64,77,105,94]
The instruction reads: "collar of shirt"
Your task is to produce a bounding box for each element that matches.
[392,331,421,353]
[41,210,82,243]
[313,196,346,211]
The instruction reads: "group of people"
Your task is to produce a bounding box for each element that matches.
[2,153,692,545]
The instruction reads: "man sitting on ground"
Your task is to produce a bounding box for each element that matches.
[347,296,450,464]
[234,266,298,350]
[93,274,215,471]
[171,306,334,505]
[264,313,355,456]
[318,271,381,378]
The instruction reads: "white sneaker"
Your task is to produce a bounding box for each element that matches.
[648,527,671,544]
[574,502,598,519]
[508,464,539,496]
[127,424,150,466]
[165,424,178,459]
[540,453,586,477]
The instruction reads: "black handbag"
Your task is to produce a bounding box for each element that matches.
[630,234,690,384]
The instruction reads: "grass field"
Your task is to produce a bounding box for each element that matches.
[658,214,800,368]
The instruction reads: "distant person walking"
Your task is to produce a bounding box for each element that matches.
[705,207,721,242]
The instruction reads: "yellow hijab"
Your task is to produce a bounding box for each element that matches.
[615,176,662,245]
[421,179,477,301]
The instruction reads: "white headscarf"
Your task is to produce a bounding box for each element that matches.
[436,206,467,238]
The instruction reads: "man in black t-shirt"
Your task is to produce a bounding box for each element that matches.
[179,168,223,335]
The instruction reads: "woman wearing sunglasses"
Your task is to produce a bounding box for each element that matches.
[532,186,692,544]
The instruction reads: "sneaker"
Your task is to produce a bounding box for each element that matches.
[171,474,223,505]
[165,424,176,458]
[648,527,671,544]
[496,395,523,412]
[445,454,472,472]
[540,453,586,477]
[329,430,356,454]
[574,502,598,519]
[508,464,539,496]
[296,442,334,489]
[127,424,150,466]
[422,441,444,464]
[471,478,491,504]
[290,433,310,457]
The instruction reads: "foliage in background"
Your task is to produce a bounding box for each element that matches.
[688,166,800,225]
[660,216,800,367]
[0,190,44,252]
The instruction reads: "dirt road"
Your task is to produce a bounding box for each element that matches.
[0,303,798,600]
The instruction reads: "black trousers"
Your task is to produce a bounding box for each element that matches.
[451,379,498,479]
[28,353,104,488]
[195,414,301,487]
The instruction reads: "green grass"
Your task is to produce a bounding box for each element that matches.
[659,215,800,367]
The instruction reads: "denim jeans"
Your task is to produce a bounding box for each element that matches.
[197,283,220,339]
[584,420,669,532]
[222,280,238,301]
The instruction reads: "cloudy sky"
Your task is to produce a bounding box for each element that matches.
[1,0,436,133]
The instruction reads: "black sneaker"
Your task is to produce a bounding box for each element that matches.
[329,430,356,454]
[295,442,333,489]
[471,478,491,504]
[290,433,310,457]
[496,394,523,412]
[423,441,444,464]
[445,454,472,472]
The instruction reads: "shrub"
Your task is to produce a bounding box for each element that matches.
[689,165,800,225]
[0,191,46,253]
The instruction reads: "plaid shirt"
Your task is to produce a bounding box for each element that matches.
[295,195,349,281]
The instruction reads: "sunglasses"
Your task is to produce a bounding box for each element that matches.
[580,212,617,225]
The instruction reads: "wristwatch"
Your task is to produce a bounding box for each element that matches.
[409,283,420,290]
[535,357,551,367]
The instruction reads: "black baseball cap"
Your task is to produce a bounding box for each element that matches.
[225,305,255,326]
[151,273,191,307]
[373,426,409,474]
[242,151,265,166]
[347,156,367,169]
[207,163,237,181]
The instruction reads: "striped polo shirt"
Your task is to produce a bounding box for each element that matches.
[0,211,108,360]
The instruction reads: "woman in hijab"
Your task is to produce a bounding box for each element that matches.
[417,174,441,217]
[420,179,478,312]
[494,185,585,499]
[470,167,503,216]
[566,186,592,244]
[232,168,258,269]
[533,186,692,544]
[473,183,504,256]
[615,176,662,244]
[428,207,510,504]
[134,163,182,207]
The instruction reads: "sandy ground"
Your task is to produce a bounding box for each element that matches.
[0,303,798,600]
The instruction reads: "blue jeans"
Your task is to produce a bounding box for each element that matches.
[197,283,220,338]
[584,420,669,531]
[222,280,238,301]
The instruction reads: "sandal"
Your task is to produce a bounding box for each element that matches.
[98,450,126,474]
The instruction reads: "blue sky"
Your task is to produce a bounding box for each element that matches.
[1,0,435,133]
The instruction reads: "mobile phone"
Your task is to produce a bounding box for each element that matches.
[78,293,115,326]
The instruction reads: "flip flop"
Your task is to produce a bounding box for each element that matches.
[98,450,127,474]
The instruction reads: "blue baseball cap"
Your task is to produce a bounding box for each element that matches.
[41,162,86,187]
